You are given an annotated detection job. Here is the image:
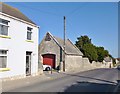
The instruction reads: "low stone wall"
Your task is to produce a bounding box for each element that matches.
[64,57,113,72]
[65,55,83,72]
[82,58,95,71]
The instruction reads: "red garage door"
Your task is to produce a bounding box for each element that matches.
[42,54,56,69]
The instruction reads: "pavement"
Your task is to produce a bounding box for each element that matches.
[2,70,69,92]
[1,68,120,93]
[2,73,48,92]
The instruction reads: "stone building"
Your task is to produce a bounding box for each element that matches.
[38,32,83,71]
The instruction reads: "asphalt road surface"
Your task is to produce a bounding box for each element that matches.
[3,68,120,93]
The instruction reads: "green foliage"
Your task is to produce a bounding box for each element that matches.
[83,43,98,62]
[75,35,91,51]
[96,47,109,62]
[75,35,111,62]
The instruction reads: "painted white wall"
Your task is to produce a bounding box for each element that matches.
[0,14,39,78]
[103,60,113,68]
[116,59,119,64]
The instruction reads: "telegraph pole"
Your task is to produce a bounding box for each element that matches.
[63,16,66,72]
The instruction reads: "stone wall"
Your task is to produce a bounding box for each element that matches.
[65,55,83,71]
[39,36,64,69]
[39,33,113,73]
[64,57,113,72]
[82,58,93,70]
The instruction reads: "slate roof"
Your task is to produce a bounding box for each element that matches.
[0,2,36,25]
[46,32,83,56]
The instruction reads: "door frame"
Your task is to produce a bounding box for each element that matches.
[26,52,32,76]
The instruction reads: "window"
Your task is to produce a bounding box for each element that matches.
[0,50,7,68]
[27,27,32,40]
[0,18,9,36]
[45,33,51,41]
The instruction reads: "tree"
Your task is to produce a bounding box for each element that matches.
[82,43,98,62]
[75,35,111,63]
[75,35,91,51]
[96,47,109,62]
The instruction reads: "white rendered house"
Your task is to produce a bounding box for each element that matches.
[0,3,39,78]
[103,56,113,68]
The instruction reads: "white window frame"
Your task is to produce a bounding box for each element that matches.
[27,27,33,40]
[0,19,10,36]
[0,50,8,68]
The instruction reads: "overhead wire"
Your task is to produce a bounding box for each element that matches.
[11,3,63,17]
[66,3,87,18]
[65,3,88,40]
[10,3,87,40]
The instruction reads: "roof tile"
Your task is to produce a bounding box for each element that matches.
[1,2,36,25]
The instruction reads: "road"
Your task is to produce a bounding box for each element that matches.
[3,68,120,93]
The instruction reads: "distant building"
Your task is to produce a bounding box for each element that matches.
[0,3,39,78]
[103,57,113,68]
[115,58,120,64]
[39,32,83,71]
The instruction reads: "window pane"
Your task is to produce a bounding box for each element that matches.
[0,25,8,36]
[27,27,32,31]
[0,18,9,25]
[0,56,7,68]
[27,31,32,40]
[0,50,7,55]
[2,20,8,25]
[3,26,8,35]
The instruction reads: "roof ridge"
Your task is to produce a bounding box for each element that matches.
[3,2,18,10]
[45,32,83,56]
[1,2,36,25]
[46,32,65,51]
[1,2,20,13]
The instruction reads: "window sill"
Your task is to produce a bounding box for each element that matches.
[0,68,10,72]
[26,40,34,43]
[0,35,11,39]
